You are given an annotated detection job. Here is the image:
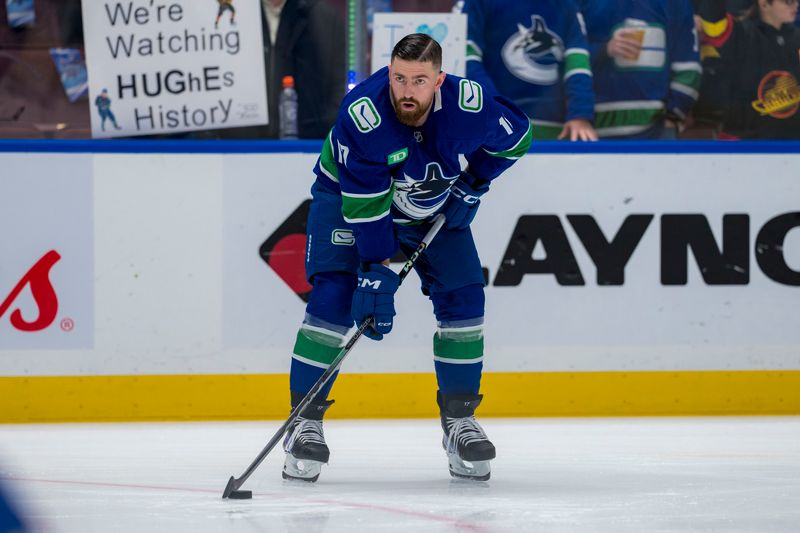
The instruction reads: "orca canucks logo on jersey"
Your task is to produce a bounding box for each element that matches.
[393,162,459,220]
[501,15,565,85]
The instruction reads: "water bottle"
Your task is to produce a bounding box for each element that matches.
[279,75,298,140]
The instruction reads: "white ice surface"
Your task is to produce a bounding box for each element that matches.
[1,417,799,532]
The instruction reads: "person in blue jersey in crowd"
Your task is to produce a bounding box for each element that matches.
[457,0,598,141]
[577,0,702,139]
[281,33,532,483]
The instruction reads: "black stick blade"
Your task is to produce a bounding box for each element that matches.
[222,476,240,499]
[228,490,253,499]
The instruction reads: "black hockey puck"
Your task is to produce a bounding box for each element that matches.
[228,490,252,499]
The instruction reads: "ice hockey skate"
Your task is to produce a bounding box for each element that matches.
[282,396,334,482]
[438,392,496,481]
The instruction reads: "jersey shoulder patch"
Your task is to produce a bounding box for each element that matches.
[348,96,382,133]
[458,79,484,113]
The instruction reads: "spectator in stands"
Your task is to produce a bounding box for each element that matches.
[577,0,701,139]
[457,0,597,141]
[208,0,345,139]
[697,0,800,139]
[692,1,758,133]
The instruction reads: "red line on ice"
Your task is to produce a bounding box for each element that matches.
[5,476,496,533]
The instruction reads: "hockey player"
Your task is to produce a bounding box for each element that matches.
[458,0,598,141]
[282,33,532,482]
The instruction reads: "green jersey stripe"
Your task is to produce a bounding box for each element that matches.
[531,122,563,141]
[565,50,591,74]
[341,183,395,223]
[342,210,391,224]
[293,330,341,366]
[594,106,662,130]
[319,131,339,182]
[466,40,483,59]
[672,68,701,86]
[484,121,533,160]
[433,333,484,360]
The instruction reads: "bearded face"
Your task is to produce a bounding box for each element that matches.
[391,93,433,126]
[388,58,445,127]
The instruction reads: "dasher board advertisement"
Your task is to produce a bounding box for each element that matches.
[371,13,466,76]
[81,0,268,138]
[0,154,94,349]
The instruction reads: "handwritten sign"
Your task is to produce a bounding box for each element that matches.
[81,0,268,138]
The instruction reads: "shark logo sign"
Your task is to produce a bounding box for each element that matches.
[502,15,564,85]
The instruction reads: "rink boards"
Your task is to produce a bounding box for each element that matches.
[1,142,799,421]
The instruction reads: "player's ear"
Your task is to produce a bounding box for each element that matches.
[435,71,446,90]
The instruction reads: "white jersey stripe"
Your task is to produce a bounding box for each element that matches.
[434,356,484,365]
[670,82,699,100]
[291,354,331,370]
[595,100,665,112]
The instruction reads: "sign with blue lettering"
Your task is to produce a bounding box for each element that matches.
[81,0,268,138]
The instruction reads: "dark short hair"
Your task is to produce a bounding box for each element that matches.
[391,33,442,71]
[745,0,772,20]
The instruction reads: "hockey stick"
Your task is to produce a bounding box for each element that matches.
[222,214,446,499]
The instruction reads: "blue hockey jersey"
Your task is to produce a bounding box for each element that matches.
[312,67,532,263]
[578,0,701,137]
[459,0,594,140]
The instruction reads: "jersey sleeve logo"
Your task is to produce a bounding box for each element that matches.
[459,79,483,113]
[348,97,382,132]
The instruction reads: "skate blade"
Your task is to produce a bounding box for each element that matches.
[283,454,323,482]
[447,452,491,481]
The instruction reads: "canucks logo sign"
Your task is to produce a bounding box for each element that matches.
[393,162,458,220]
[502,15,564,85]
